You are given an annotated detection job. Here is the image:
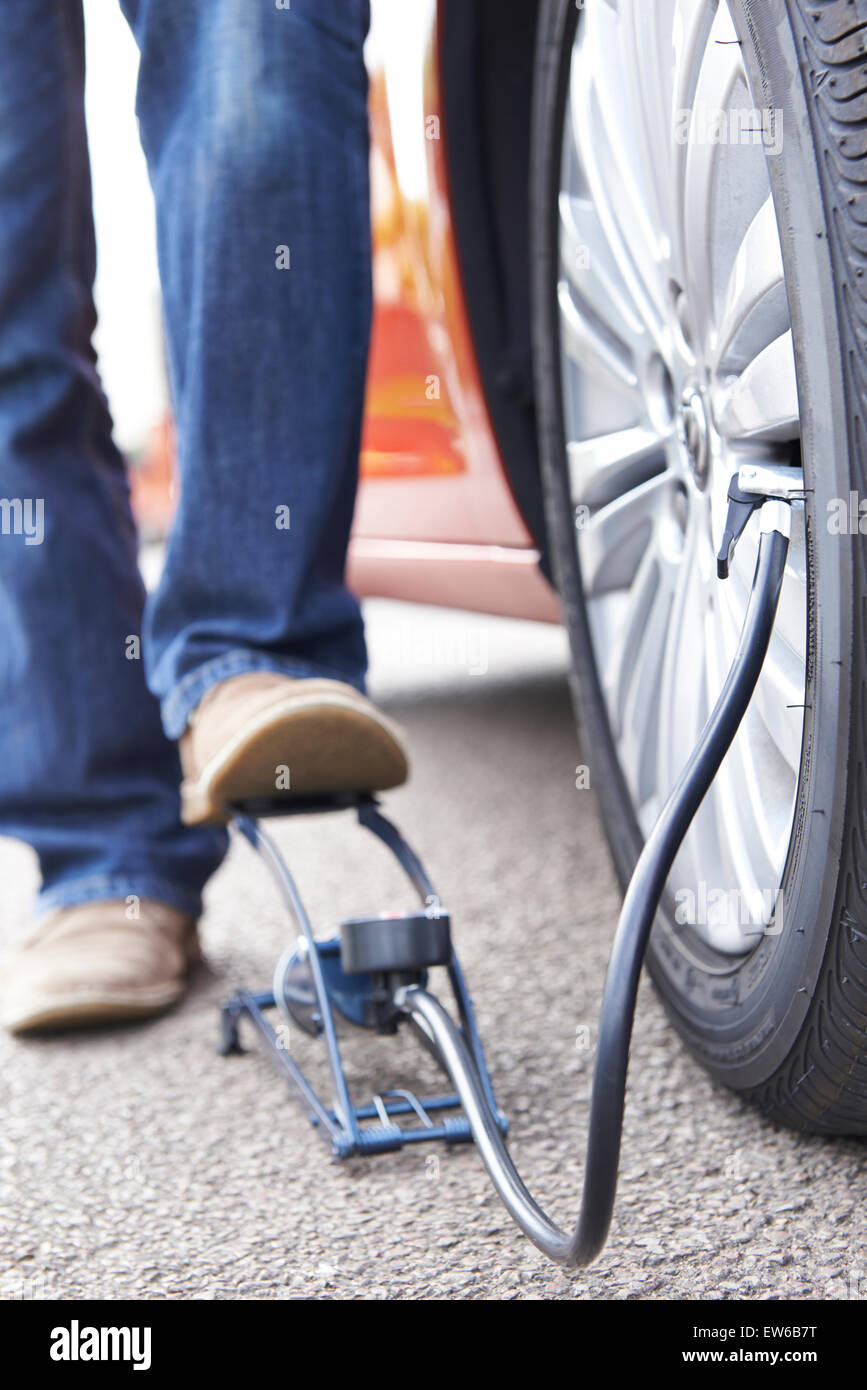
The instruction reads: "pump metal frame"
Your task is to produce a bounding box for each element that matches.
[220,796,507,1159]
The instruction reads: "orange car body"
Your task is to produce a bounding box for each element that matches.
[131,0,558,624]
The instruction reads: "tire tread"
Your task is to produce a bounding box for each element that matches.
[740,0,867,1132]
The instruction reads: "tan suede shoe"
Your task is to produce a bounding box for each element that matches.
[179,672,409,825]
[0,899,197,1034]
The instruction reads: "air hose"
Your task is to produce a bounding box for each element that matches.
[396,494,794,1266]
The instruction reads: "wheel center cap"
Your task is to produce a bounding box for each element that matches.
[678,387,710,489]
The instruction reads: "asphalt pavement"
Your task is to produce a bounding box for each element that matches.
[1,599,866,1300]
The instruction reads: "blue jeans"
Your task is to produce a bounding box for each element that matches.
[0,0,371,917]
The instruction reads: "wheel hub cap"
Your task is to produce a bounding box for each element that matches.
[678,387,710,490]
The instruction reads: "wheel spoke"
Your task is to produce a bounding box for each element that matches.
[672,0,719,115]
[655,520,711,807]
[601,543,667,740]
[714,330,800,442]
[618,0,680,264]
[569,17,668,347]
[616,541,680,809]
[560,192,646,351]
[581,473,675,598]
[558,279,641,398]
[705,609,791,919]
[712,196,787,369]
[599,514,688,813]
[680,5,743,350]
[716,562,805,777]
[670,0,719,285]
[568,425,665,509]
[702,754,778,939]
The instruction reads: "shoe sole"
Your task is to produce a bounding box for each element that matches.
[3,982,185,1035]
[181,693,409,825]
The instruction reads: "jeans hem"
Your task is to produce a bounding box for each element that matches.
[35,874,205,921]
[161,649,366,739]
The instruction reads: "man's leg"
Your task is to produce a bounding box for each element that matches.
[0,6,226,927]
[2,0,405,1033]
[122,0,373,726]
[121,0,405,823]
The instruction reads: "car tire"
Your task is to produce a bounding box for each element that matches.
[531,0,867,1133]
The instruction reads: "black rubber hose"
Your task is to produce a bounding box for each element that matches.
[398,524,790,1265]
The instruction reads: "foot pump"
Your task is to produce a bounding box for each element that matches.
[220,468,802,1266]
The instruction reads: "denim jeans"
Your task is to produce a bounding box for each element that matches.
[0,0,372,917]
